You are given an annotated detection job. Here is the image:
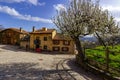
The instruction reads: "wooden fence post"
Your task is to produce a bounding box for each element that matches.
[105,47,109,71]
[83,46,86,60]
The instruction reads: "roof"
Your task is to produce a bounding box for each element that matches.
[53,33,72,40]
[0,29,4,32]
[30,28,55,34]
[21,35,30,41]
[0,28,28,34]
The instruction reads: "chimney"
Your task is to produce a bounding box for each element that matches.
[20,27,22,32]
[33,26,35,32]
[42,27,47,31]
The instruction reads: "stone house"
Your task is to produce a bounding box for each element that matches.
[30,27,75,54]
[0,28,28,45]
[20,34,30,49]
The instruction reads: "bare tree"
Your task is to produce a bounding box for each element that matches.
[53,0,118,66]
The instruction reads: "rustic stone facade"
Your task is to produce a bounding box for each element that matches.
[0,28,28,45]
[0,27,75,54]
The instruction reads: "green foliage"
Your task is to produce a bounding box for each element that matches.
[109,62,120,68]
[86,45,120,76]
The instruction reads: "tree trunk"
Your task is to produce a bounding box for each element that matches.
[74,37,85,66]
[95,32,106,48]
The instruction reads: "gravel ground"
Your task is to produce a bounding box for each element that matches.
[0,45,102,80]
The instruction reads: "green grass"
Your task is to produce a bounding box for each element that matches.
[85,45,120,76]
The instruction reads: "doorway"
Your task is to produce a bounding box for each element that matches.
[7,38,12,44]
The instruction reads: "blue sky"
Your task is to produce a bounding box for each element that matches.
[0,0,120,31]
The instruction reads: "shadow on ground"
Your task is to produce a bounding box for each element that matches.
[0,63,66,80]
[66,59,102,80]
[0,45,26,52]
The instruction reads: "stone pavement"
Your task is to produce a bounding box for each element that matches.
[0,45,102,80]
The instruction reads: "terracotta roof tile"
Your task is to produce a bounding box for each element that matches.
[0,28,28,34]
[30,29,55,34]
[53,33,72,40]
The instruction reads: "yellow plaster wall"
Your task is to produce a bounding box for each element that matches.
[20,41,29,48]
[52,40,75,54]
[52,30,56,39]
[30,31,75,54]
[30,33,53,50]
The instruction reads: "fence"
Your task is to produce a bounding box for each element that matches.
[85,48,120,77]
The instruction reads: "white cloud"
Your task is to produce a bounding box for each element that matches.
[0,0,45,6]
[0,6,20,16]
[53,4,66,11]
[27,0,45,6]
[28,0,38,5]
[101,5,120,22]
[102,5,120,12]
[38,2,45,6]
[0,5,52,23]
[115,17,120,22]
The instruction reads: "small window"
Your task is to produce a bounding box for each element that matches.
[53,47,60,51]
[62,47,69,52]
[44,45,47,50]
[63,41,70,45]
[44,37,47,41]
[53,40,60,45]
[34,38,40,45]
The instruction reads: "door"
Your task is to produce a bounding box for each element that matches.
[7,38,12,44]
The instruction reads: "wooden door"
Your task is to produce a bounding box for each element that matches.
[7,38,12,44]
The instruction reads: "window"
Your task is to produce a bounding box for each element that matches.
[34,38,40,45]
[44,45,47,50]
[53,47,60,51]
[63,41,70,45]
[53,40,60,45]
[44,37,47,41]
[62,47,69,52]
